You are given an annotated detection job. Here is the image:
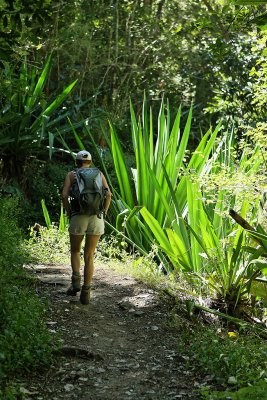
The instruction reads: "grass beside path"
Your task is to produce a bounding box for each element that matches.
[0,197,56,399]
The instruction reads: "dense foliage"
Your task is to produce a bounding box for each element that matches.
[0,197,55,397]
[1,1,267,398]
[1,1,266,138]
[64,98,266,322]
[177,325,267,391]
[0,55,77,182]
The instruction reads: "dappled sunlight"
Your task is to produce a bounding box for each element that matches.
[25,261,202,399]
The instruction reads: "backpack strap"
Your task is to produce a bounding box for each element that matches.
[74,168,85,194]
[69,170,80,216]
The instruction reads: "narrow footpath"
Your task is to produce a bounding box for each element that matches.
[26,262,202,400]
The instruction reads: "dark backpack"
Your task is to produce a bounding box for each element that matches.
[70,168,106,217]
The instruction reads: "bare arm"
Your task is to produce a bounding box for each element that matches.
[62,172,74,218]
[101,173,112,215]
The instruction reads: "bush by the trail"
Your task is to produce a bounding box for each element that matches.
[0,197,27,268]
[0,197,54,397]
[203,380,267,400]
[176,325,267,394]
[28,224,70,265]
[20,160,70,231]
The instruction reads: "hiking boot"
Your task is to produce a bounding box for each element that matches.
[66,273,81,296]
[80,285,91,305]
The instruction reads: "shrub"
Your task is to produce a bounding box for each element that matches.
[202,380,267,400]
[0,196,28,268]
[0,265,54,380]
[176,325,267,391]
[19,159,70,230]
[27,224,70,265]
[0,196,55,395]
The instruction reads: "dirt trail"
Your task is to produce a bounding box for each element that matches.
[26,262,201,400]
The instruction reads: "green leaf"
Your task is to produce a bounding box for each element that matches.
[44,79,78,117]
[250,281,267,298]
[30,79,78,133]
[176,106,192,172]
[247,229,267,251]
[41,199,51,228]
[140,207,173,254]
[48,132,54,159]
[249,259,267,274]
[59,203,67,232]
[165,228,191,270]
[68,117,85,150]
[26,55,52,109]
[110,122,134,209]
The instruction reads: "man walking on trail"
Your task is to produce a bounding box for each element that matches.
[62,150,111,305]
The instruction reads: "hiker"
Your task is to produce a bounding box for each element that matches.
[62,150,111,305]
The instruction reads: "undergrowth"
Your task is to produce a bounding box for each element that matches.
[0,196,56,399]
[202,381,267,400]
[167,320,267,400]
[176,325,266,387]
[23,227,267,400]
[27,224,69,264]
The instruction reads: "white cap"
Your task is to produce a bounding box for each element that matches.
[76,150,92,161]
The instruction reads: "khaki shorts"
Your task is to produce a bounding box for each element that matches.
[69,214,105,236]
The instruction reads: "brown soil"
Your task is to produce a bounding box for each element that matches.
[26,261,202,400]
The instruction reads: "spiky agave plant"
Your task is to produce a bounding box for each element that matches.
[141,136,266,316]
[65,97,222,268]
[0,56,77,181]
[65,96,266,317]
[41,199,68,232]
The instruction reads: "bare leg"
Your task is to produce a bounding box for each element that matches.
[66,234,84,295]
[70,234,84,274]
[83,234,101,286]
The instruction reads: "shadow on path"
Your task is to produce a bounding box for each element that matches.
[26,262,201,400]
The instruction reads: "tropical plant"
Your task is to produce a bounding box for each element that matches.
[139,135,266,313]
[66,98,222,261]
[64,97,267,315]
[27,199,69,264]
[41,199,68,232]
[0,55,77,181]
[140,184,266,314]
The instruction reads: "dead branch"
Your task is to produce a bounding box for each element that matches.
[229,209,264,247]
